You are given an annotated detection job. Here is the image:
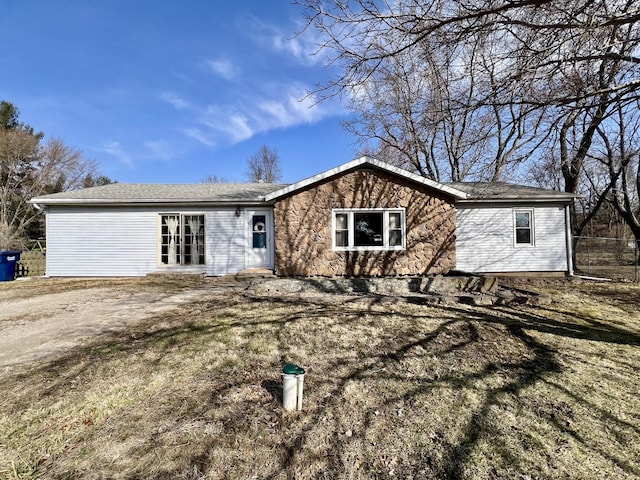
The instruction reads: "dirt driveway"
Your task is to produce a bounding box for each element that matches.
[0,277,246,370]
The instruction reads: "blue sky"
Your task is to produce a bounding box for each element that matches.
[0,1,357,184]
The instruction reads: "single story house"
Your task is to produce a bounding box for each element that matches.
[30,157,576,277]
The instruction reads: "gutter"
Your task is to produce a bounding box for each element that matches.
[456,197,576,205]
[29,198,274,207]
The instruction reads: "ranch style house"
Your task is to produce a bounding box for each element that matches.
[30,157,577,278]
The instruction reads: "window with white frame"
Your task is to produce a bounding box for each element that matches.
[160,214,205,265]
[332,209,405,250]
[514,209,534,246]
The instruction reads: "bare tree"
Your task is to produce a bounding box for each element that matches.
[298,0,640,191]
[0,128,40,247]
[0,102,98,248]
[298,0,640,105]
[246,145,282,183]
[594,102,640,242]
[344,32,551,182]
[200,174,227,184]
[37,137,97,192]
[343,45,482,181]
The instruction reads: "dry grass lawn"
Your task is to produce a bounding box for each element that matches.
[0,276,639,479]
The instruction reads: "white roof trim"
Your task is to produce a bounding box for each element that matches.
[456,197,575,204]
[28,198,267,206]
[264,156,468,201]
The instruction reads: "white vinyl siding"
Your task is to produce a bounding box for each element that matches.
[456,204,569,273]
[46,207,158,277]
[45,206,260,277]
[206,209,247,276]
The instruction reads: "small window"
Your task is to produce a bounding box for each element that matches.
[335,213,349,247]
[160,214,205,265]
[252,215,267,249]
[332,209,405,251]
[388,212,403,247]
[514,210,534,246]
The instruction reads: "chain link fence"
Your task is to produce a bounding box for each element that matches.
[573,236,639,282]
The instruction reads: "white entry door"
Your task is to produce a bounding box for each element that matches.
[246,209,274,269]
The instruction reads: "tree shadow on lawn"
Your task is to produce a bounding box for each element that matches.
[2,292,640,479]
[439,304,640,478]
[259,295,640,479]
[571,284,640,316]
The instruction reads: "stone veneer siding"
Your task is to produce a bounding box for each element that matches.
[273,168,456,276]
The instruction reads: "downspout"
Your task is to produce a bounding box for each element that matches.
[565,204,574,276]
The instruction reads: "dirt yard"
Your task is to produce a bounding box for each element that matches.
[0,276,239,370]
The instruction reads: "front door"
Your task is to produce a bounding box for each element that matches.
[246,209,273,269]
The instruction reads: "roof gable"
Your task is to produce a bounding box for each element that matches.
[265,157,468,201]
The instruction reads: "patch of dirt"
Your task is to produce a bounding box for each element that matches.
[246,276,551,306]
[0,278,247,370]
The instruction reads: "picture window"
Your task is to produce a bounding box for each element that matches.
[332,209,405,251]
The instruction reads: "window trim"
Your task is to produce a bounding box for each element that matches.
[513,208,535,247]
[158,213,206,266]
[332,208,406,251]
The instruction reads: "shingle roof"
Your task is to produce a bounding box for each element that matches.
[30,163,576,207]
[447,182,577,202]
[31,182,289,205]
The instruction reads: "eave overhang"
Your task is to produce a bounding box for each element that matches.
[29,198,273,208]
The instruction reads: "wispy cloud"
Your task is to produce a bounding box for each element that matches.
[143,140,176,162]
[204,58,240,80]
[182,127,217,148]
[202,111,254,144]
[99,141,134,168]
[244,17,327,66]
[256,90,321,127]
[160,92,190,110]
[185,83,342,147]
[275,30,327,66]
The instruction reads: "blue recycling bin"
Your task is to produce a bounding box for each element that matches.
[0,250,21,281]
